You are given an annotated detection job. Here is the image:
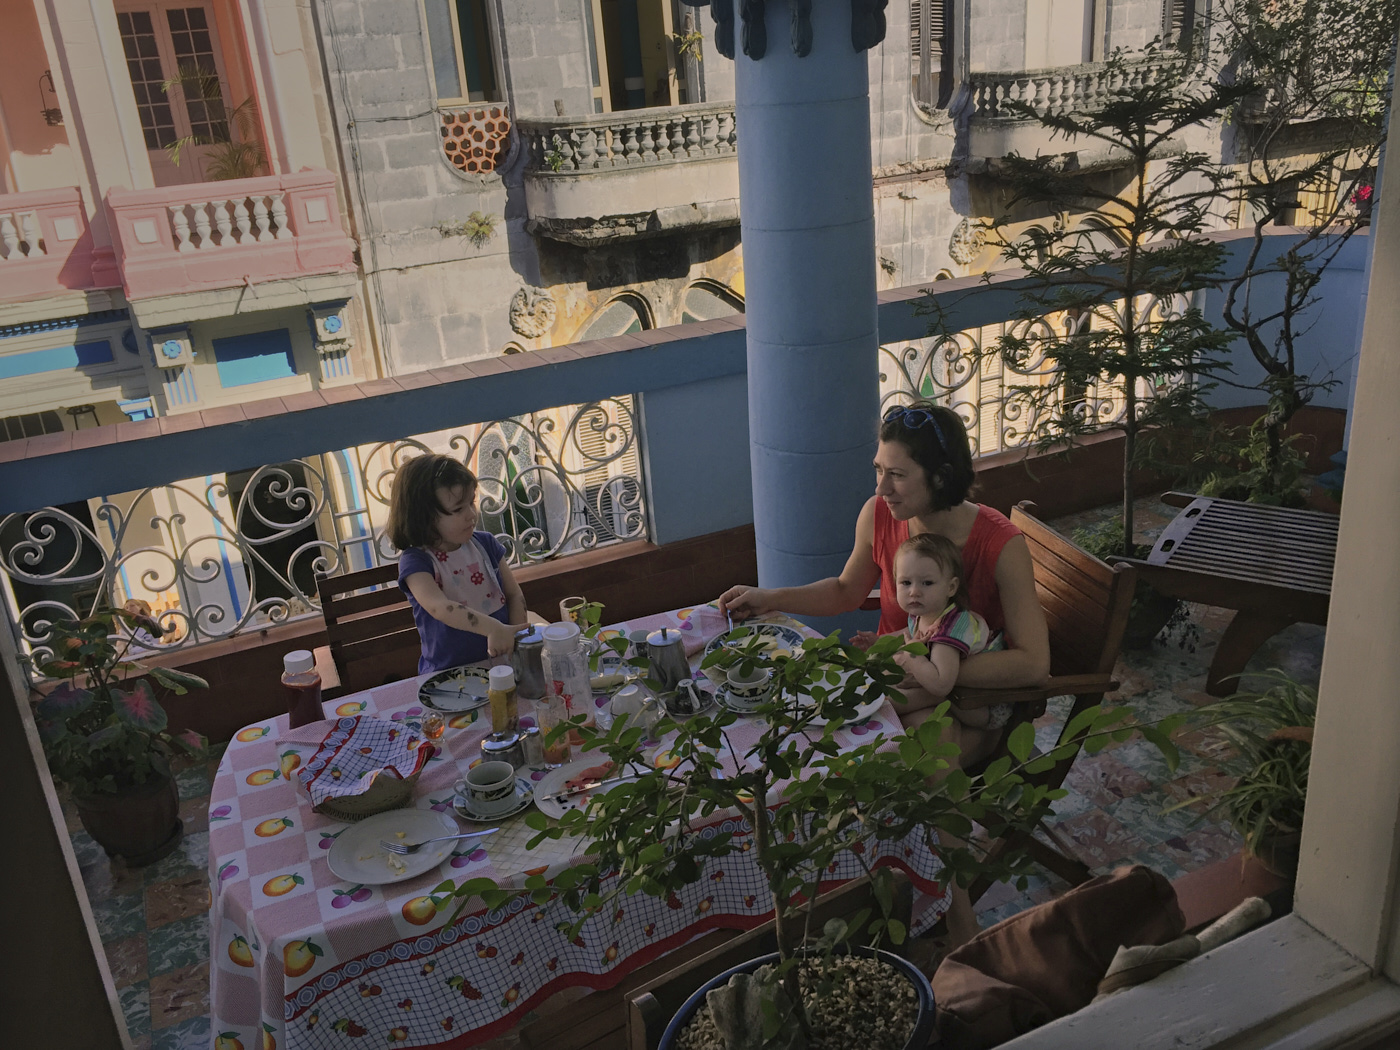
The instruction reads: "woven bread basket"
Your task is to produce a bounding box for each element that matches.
[312,769,421,821]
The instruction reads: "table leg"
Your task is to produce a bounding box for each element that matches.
[1207,611,1298,696]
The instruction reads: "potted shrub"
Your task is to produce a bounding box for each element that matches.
[31,608,209,865]
[441,626,1177,1048]
[1165,672,1314,879]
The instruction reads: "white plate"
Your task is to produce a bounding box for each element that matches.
[704,622,807,660]
[453,777,533,822]
[419,666,491,712]
[533,758,644,820]
[797,673,886,728]
[327,808,459,885]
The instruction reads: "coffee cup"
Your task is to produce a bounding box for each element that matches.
[724,665,773,709]
[457,760,517,816]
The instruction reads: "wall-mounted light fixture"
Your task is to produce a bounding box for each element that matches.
[39,71,62,127]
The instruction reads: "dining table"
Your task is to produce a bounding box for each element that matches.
[207,603,950,1050]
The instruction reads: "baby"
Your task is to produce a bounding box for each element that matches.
[873,532,1012,732]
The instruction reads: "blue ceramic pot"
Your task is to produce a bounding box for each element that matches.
[658,945,936,1049]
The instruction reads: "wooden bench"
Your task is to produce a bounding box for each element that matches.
[1110,492,1337,696]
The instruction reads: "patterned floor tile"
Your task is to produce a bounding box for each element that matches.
[1062,752,1153,807]
[1156,823,1246,871]
[149,961,210,1031]
[80,852,147,906]
[1048,809,1150,870]
[118,980,150,1041]
[174,765,212,802]
[151,1011,210,1049]
[1048,786,1100,821]
[147,913,210,978]
[92,892,147,943]
[1161,768,1236,817]
[178,796,210,836]
[143,831,210,884]
[1122,850,1188,882]
[1110,737,1205,784]
[146,872,211,928]
[105,933,149,988]
[1105,789,1202,845]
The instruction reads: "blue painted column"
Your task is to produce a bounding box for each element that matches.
[724,0,882,623]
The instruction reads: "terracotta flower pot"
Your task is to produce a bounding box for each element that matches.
[1250,829,1302,881]
[74,771,183,866]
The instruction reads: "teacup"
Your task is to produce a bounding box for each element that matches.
[608,683,646,730]
[724,665,773,710]
[456,760,517,816]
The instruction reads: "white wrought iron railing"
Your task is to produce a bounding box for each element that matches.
[517,101,737,174]
[0,398,644,665]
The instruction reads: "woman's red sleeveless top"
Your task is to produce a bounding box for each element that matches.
[871,500,1022,636]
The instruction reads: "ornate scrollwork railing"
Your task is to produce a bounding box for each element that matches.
[1,399,645,667]
[879,293,1192,455]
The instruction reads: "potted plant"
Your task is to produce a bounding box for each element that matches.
[440,626,1177,1048]
[1165,672,1314,879]
[31,607,209,865]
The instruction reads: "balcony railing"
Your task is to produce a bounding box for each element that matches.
[968,59,1168,122]
[0,229,1352,669]
[517,102,737,174]
[0,186,109,301]
[104,169,356,301]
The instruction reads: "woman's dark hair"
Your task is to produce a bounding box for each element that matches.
[387,454,478,551]
[896,531,970,608]
[878,400,975,511]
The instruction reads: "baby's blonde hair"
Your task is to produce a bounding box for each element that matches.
[895,532,969,608]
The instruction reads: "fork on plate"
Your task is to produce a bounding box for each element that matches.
[380,827,498,855]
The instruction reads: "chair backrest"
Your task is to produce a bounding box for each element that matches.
[316,564,421,694]
[1011,501,1136,680]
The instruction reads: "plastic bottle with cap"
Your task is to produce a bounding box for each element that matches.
[487,664,519,734]
[542,621,594,744]
[282,649,324,729]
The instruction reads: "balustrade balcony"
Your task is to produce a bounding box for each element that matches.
[965,59,1171,163]
[515,102,739,244]
[103,168,357,325]
[0,187,114,307]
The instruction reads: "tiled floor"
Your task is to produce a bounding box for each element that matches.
[62,495,1327,1047]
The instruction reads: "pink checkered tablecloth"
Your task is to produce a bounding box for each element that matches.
[207,606,949,1049]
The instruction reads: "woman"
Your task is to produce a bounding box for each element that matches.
[720,401,1051,944]
[718,400,1051,766]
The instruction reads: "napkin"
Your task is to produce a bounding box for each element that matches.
[293,715,433,809]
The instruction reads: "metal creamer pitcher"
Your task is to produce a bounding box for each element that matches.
[645,627,690,693]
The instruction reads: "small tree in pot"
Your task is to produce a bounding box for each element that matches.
[32,608,209,864]
[442,628,1179,1048]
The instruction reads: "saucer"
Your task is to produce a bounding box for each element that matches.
[660,688,717,721]
[715,684,770,715]
[453,777,532,821]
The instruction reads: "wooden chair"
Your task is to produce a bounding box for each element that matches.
[952,501,1138,899]
[313,564,422,700]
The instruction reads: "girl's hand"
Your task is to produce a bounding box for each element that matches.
[851,630,879,651]
[718,585,773,620]
[893,650,915,670]
[487,620,530,657]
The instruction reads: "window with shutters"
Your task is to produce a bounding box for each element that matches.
[576,405,642,542]
[911,0,953,110]
[1162,0,1196,50]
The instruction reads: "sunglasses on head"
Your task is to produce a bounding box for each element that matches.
[883,405,950,453]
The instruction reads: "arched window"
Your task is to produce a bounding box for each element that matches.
[580,294,652,338]
[423,0,502,103]
[681,282,743,324]
[911,0,953,110]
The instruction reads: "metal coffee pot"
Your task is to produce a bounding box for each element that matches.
[511,627,547,700]
[646,627,690,693]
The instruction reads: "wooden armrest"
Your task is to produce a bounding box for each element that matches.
[951,673,1119,709]
[1161,491,1198,508]
[859,587,881,612]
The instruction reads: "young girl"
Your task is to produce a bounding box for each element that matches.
[868,531,1012,734]
[389,454,529,673]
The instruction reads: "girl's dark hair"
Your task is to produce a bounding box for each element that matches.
[897,531,969,608]
[879,400,975,511]
[387,454,478,551]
